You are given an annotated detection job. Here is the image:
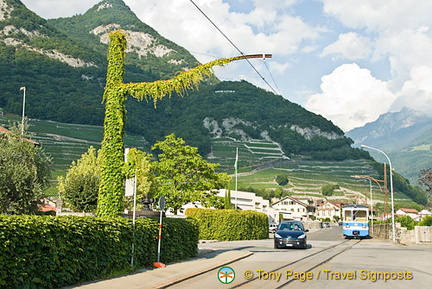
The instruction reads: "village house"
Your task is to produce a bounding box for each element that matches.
[395,208,419,219]
[316,201,342,221]
[418,209,432,221]
[271,195,315,221]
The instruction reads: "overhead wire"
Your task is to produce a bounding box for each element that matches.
[189,0,281,95]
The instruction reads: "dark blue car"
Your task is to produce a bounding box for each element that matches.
[274,220,308,249]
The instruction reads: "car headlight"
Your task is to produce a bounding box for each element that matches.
[275,233,282,238]
[297,234,306,239]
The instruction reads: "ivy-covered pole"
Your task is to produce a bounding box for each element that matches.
[97,31,127,217]
[96,30,271,217]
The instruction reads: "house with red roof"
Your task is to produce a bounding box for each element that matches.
[395,208,419,220]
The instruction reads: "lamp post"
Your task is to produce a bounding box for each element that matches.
[20,86,26,135]
[361,144,395,242]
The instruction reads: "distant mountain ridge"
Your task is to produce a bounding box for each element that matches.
[346,108,432,184]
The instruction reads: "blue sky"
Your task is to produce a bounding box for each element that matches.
[21,0,432,132]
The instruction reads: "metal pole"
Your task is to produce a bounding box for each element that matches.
[131,174,137,267]
[235,147,238,209]
[157,210,163,263]
[361,145,395,242]
[368,178,374,236]
[20,87,26,135]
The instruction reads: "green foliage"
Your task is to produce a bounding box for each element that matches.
[97,30,241,217]
[371,160,428,205]
[275,174,289,186]
[58,146,100,212]
[321,184,339,196]
[152,134,230,213]
[396,215,416,230]
[0,124,51,214]
[394,202,424,212]
[97,30,128,217]
[224,189,232,209]
[0,215,198,288]
[418,216,432,226]
[185,208,268,240]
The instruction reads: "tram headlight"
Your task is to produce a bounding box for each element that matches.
[345,225,350,228]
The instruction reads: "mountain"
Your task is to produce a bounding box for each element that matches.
[346,107,432,184]
[47,0,200,81]
[0,0,426,205]
[0,0,367,162]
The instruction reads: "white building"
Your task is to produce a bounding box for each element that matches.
[418,209,432,221]
[316,201,342,221]
[395,208,419,220]
[271,196,315,221]
[165,189,279,224]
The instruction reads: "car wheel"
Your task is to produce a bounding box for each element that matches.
[274,243,279,249]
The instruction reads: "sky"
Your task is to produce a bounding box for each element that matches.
[20,0,432,132]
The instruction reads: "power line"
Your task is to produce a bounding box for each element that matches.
[189,0,280,95]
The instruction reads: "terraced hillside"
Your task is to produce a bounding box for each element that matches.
[1,115,146,196]
[0,115,418,204]
[234,159,413,204]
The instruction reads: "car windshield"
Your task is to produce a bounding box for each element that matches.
[279,223,304,231]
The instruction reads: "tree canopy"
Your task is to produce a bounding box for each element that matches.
[58,146,100,212]
[0,124,51,214]
[151,134,230,213]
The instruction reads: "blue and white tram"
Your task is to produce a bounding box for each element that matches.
[342,204,369,238]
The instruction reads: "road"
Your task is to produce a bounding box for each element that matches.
[167,226,432,289]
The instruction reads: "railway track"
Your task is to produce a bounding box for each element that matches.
[230,238,362,288]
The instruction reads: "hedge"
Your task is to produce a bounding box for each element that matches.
[0,215,198,289]
[185,208,268,241]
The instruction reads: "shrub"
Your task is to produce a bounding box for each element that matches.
[396,215,416,230]
[419,216,432,226]
[275,174,289,186]
[0,215,198,288]
[322,184,339,196]
[185,208,268,241]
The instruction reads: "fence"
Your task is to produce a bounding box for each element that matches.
[372,223,432,245]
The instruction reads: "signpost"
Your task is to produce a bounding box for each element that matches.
[154,196,166,268]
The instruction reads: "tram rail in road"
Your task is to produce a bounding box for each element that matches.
[230,239,361,288]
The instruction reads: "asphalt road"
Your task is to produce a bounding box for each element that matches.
[168,226,432,289]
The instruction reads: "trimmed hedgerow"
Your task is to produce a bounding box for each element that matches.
[185,208,268,241]
[0,215,198,289]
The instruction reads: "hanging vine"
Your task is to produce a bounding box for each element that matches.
[96,30,253,217]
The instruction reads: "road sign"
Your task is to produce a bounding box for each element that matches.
[158,196,166,211]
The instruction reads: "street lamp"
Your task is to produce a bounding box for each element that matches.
[20,86,26,135]
[361,144,395,242]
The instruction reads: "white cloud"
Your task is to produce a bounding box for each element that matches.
[321,0,432,32]
[391,66,432,116]
[305,64,396,131]
[21,0,100,18]
[128,0,318,61]
[321,32,372,60]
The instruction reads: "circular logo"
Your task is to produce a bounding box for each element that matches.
[218,266,235,284]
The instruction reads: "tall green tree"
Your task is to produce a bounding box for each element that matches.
[151,134,230,213]
[96,30,251,216]
[58,146,100,212]
[0,124,51,214]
